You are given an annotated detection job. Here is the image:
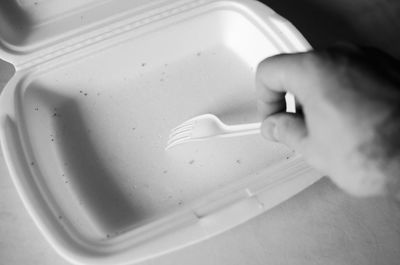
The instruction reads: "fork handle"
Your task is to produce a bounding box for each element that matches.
[222,122,261,137]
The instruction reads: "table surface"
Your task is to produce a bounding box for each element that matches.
[1,0,400,264]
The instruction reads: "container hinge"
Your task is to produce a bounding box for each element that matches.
[15,0,211,70]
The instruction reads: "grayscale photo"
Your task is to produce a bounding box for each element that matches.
[0,0,399,265]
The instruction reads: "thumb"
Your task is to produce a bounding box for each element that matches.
[261,113,307,151]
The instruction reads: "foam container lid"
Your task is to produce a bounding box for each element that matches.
[0,0,322,264]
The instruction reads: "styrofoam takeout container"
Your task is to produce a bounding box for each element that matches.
[0,0,322,264]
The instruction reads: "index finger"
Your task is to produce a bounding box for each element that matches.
[256,52,315,115]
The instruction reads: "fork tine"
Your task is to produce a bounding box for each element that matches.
[166,114,213,150]
[166,136,191,150]
[168,127,193,139]
[168,124,193,138]
[167,132,192,145]
[167,134,191,145]
[170,121,193,133]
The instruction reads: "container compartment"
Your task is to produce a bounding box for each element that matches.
[0,1,321,264]
[17,8,293,238]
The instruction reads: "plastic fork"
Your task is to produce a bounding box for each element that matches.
[166,114,261,150]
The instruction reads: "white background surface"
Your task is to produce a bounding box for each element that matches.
[2,0,400,264]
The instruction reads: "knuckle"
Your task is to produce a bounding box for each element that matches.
[315,44,364,71]
[297,52,333,79]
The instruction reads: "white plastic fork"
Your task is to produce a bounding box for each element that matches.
[166,114,261,150]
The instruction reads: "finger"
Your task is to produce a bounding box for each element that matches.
[257,99,285,120]
[256,52,314,103]
[255,76,285,103]
[255,71,286,118]
[326,43,400,68]
[261,112,307,151]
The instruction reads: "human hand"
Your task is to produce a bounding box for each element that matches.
[256,44,400,198]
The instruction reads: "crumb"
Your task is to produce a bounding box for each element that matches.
[34,107,39,111]
[178,200,183,206]
[286,156,290,160]
[132,127,136,131]
[65,180,69,184]
[189,160,195,165]
[79,90,83,93]
[53,113,57,117]
[141,63,146,67]
[106,234,110,238]
[30,162,34,166]
[236,159,241,164]
[58,215,62,220]
[84,93,88,96]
